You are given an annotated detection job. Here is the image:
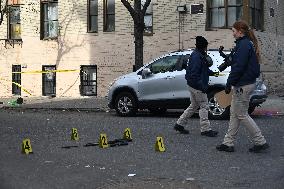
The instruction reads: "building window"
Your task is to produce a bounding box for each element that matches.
[142,0,153,34]
[12,65,21,95]
[8,0,21,39]
[42,65,56,97]
[249,0,263,30]
[80,65,97,96]
[103,0,115,32]
[207,0,263,30]
[7,0,21,5]
[88,0,98,32]
[40,0,58,40]
[207,0,243,29]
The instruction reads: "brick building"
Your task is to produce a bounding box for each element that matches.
[0,0,283,98]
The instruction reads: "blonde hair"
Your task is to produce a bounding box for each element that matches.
[233,20,261,63]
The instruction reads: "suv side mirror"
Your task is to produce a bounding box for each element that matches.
[141,68,151,79]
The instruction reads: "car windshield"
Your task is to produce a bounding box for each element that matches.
[147,55,181,74]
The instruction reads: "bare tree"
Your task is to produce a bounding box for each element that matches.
[0,0,8,25]
[121,0,151,70]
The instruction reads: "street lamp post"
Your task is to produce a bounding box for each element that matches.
[177,5,186,51]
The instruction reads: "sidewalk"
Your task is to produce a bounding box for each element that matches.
[252,95,284,116]
[0,95,283,115]
[0,96,109,112]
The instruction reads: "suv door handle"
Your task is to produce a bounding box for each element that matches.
[164,76,175,79]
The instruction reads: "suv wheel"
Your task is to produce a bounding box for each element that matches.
[114,92,138,116]
[208,91,230,120]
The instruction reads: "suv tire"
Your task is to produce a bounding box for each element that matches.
[114,92,138,116]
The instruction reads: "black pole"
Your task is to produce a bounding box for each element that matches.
[178,12,181,51]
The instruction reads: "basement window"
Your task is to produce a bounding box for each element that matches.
[12,65,21,95]
[80,65,97,96]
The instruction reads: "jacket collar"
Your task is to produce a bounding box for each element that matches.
[195,48,206,55]
[235,35,248,44]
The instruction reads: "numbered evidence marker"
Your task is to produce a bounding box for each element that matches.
[155,136,166,152]
[123,128,132,141]
[71,128,79,141]
[22,139,33,154]
[99,133,109,148]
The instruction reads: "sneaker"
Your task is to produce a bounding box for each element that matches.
[249,143,269,153]
[216,144,235,152]
[174,124,189,134]
[201,130,218,137]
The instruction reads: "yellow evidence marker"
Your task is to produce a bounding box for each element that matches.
[22,139,33,154]
[123,128,132,141]
[99,133,109,148]
[155,136,166,152]
[71,128,79,141]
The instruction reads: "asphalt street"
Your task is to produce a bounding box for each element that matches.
[0,109,283,189]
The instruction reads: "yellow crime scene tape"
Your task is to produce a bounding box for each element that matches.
[0,77,33,96]
[12,69,80,74]
[1,69,80,96]
[11,81,33,95]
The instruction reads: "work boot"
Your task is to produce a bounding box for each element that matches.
[174,124,189,134]
[201,130,218,137]
[249,143,269,153]
[216,144,235,152]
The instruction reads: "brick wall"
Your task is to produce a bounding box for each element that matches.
[260,0,284,94]
[0,0,283,97]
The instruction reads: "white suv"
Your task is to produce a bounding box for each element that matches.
[108,49,267,119]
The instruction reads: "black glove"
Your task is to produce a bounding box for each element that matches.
[219,46,224,54]
[225,85,231,94]
[218,63,228,72]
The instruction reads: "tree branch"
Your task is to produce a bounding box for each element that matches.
[142,0,151,15]
[121,0,137,21]
[0,0,8,25]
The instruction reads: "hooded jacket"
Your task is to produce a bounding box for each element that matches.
[226,36,260,87]
[185,49,214,93]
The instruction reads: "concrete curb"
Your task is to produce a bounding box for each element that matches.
[1,106,107,112]
[1,95,283,115]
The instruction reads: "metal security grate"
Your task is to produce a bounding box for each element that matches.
[80,65,97,96]
[42,65,56,96]
[12,65,21,95]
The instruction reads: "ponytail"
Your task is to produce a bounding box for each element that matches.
[247,29,261,63]
[233,20,261,63]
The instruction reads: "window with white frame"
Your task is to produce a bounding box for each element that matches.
[40,0,58,39]
[142,0,153,34]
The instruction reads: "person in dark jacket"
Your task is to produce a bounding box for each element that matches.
[216,20,269,153]
[174,36,218,137]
